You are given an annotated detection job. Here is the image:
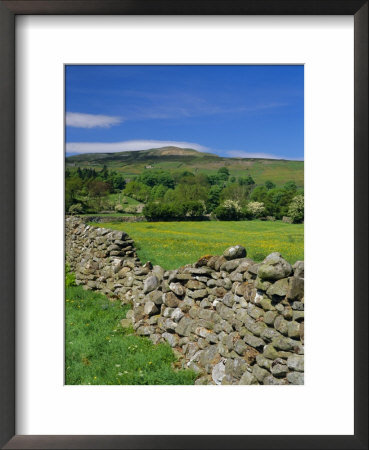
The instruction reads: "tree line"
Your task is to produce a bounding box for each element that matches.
[65,166,304,223]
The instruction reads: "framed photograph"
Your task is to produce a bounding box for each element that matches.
[0,1,367,449]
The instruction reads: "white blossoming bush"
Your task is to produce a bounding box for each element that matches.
[215,200,242,220]
[247,201,265,219]
[288,195,304,223]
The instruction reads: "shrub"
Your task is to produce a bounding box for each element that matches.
[115,204,124,213]
[68,203,84,215]
[124,205,138,214]
[288,195,304,223]
[246,201,265,219]
[215,200,242,221]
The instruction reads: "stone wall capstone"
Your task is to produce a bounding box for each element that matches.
[66,216,304,385]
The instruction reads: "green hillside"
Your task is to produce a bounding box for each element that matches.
[66,146,304,186]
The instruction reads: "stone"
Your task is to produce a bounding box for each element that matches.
[187,289,208,300]
[212,360,226,385]
[243,334,265,349]
[199,345,221,367]
[223,245,247,260]
[264,310,278,325]
[287,321,301,339]
[293,310,305,322]
[247,304,265,320]
[287,276,304,301]
[266,278,289,297]
[271,359,288,377]
[243,346,259,365]
[287,372,304,385]
[261,328,281,342]
[293,261,304,278]
[163,292,180,308]
[239,371,258,385]
[223,292,235,307]
[274,315,289,335]
[171,308,185,322]
[256,354,272,370]
[225,358,248,380]
[186,279,206,290]
[287,354,304,372]
[263,344,281,360]
[169,282,185,296]
[199,298,212,309]
[136,325,155,336]
[162,332,179,348]
[234,339,247,356]
[220,259,241,272]
[258,253,293,281]
[229,272,243,282]
[255,277,272,291]
[292,301,304,311]
[263,375,288,385]
[147,289,163,305]
[175,317,193,337]
[272,336,297,352]
[258,297,275,311]
[144,301,158,316]
[152,265,164,281]
[143,275,159,294]
[252,365,270,383]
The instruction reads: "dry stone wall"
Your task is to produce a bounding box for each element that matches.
[66,216,304,385]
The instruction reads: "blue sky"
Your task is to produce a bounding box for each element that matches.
[65,65,304,160]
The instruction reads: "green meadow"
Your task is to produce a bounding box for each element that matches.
[92,220,304,270]
[65,285,196,385]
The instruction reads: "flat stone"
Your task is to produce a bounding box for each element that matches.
[243,334,265,349]
[223,245,247,260]
[239,371,258,385]
[287,354,304,372]
[144,301,158,316]
[252,365,270,383]
[267,278,289,297]
[169,282,185,296]
[287,372,304,385]
[163,292,180,308]
[212,360,226,385]
[143,275,159,294]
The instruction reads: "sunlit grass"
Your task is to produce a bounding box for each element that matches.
[91,220,304,270]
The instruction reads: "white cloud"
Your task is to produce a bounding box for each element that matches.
[66,112,123,128]
[66,140,210,154]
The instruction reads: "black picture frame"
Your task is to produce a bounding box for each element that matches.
[0,1,367,449]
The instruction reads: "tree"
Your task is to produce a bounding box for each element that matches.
[238,175,255,186]
[218,167,230,177]
[288,195,304,223]
[206,185,222,212]
[265,180,276,190]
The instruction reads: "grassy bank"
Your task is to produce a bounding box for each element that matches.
[91,220,304,270]
[65,285,196,385]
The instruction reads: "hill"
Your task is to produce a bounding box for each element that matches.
[66,146,304,186]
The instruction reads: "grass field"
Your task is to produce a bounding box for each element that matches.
[92,220,304,270]
[65,285,196,385]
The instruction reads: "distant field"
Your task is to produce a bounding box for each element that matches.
[67,147,304,186]
[92,220,304,270]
